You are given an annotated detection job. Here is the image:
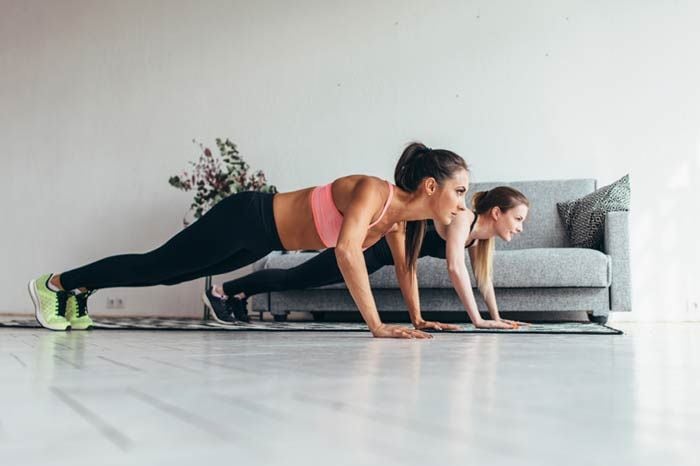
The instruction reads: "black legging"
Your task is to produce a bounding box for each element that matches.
[60,192,284,291]
[222,228,448,297]
[222,241,392,297]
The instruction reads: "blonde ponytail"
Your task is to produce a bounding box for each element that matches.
[470,187,529,294]
[473,237,495,294]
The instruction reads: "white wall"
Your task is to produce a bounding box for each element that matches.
[2,0,698,321]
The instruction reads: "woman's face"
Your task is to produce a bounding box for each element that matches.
[494,203,529,241]
[429,168,469,225]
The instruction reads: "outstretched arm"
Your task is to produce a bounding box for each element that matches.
[445,212,524,329]
[444,213,487,326]
[467,247,528,328]
[336,179,430,339]
[387,226,461,331]
[384,225,422,324]
[471,255,500,320]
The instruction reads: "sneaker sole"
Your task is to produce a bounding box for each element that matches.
[70,322,93,330]
[201,292,234,325]
[28,279,70,331]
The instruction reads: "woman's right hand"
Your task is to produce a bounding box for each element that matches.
[474,319,521,330]
[371,323,433,339]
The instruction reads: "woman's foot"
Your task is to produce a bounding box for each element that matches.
[202,287,250,323]
[228,295,250,322]
[28,274,71,331]
[66,291,95,330]
[202,287,236,323]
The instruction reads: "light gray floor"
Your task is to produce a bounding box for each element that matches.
[0,323,696,466]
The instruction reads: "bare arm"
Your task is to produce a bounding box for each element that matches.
[444,212,525,329]
[385,224,422,325]
[445,213,485,325]
[467,247,527,328]
[476,268,500,320]
[335,179,429,339]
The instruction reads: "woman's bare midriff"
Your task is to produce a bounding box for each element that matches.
[272,177,396,251]
[273,188,326,251]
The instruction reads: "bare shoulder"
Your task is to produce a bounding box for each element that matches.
[340,174,385,189]
[462,209,477,225]
[444,209,472,233]
[332,175,386,213]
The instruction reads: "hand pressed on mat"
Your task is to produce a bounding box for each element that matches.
[413,319,461,331]
[371,323,433,339]
[475,319,531,329]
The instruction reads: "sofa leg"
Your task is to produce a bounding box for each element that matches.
[273,312,289,322]
[587,311,609,325]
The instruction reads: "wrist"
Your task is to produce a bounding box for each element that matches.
[368,322,384,333]
[411,316,425,326]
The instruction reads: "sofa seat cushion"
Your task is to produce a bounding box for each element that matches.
[415,248,611,288]
[255,247,611,290]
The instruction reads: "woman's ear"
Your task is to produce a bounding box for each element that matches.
[423,177,437,196]
[491,206,502,220]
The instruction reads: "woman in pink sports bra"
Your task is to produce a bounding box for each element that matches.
[271,142,469,338]
[34,142,469,339]
[310,179,395,249]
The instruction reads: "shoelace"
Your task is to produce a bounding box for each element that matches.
[55,291,69,318]
[226,297,249,321]
[222,298,237,318]
[75,290,95,317]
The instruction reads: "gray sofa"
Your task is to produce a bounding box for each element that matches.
[250,179,631,324]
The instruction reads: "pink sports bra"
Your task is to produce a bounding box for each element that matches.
[311,180,395,248]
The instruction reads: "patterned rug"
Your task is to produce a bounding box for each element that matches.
[0,317,623,334]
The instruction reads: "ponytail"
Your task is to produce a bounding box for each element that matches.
[394,142,467,270]
[471,187,529,293]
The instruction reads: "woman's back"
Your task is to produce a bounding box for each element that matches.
[273,175,394,251]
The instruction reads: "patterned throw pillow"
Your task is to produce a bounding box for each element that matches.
[557,174,630,249]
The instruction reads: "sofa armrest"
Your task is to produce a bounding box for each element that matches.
[603,211,632,312]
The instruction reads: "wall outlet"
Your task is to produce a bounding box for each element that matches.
[106,297,125,309]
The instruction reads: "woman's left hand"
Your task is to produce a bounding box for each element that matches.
[496,318,531,328]
[413,320,461,331]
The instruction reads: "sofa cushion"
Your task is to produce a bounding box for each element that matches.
[412,248,611,288]
[255,247,611,290]
[556,174,631,250]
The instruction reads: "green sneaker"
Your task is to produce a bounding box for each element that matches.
[66,291,94,330]
[28,274,71,331]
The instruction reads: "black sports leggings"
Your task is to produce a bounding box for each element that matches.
[222,226,450,297]
[223,239,395,297]
[60,192,284,291]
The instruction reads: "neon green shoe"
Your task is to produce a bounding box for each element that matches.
[28,274,71,331]
[66,291,94,330]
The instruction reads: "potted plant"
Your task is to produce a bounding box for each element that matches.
[169,138,277,227]
[169,138,277,319]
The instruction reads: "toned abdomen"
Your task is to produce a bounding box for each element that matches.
[272,188,327,251]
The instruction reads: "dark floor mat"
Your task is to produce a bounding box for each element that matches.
[0,317,623,334]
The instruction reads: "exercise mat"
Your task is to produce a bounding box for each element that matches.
[0,317,623,334]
